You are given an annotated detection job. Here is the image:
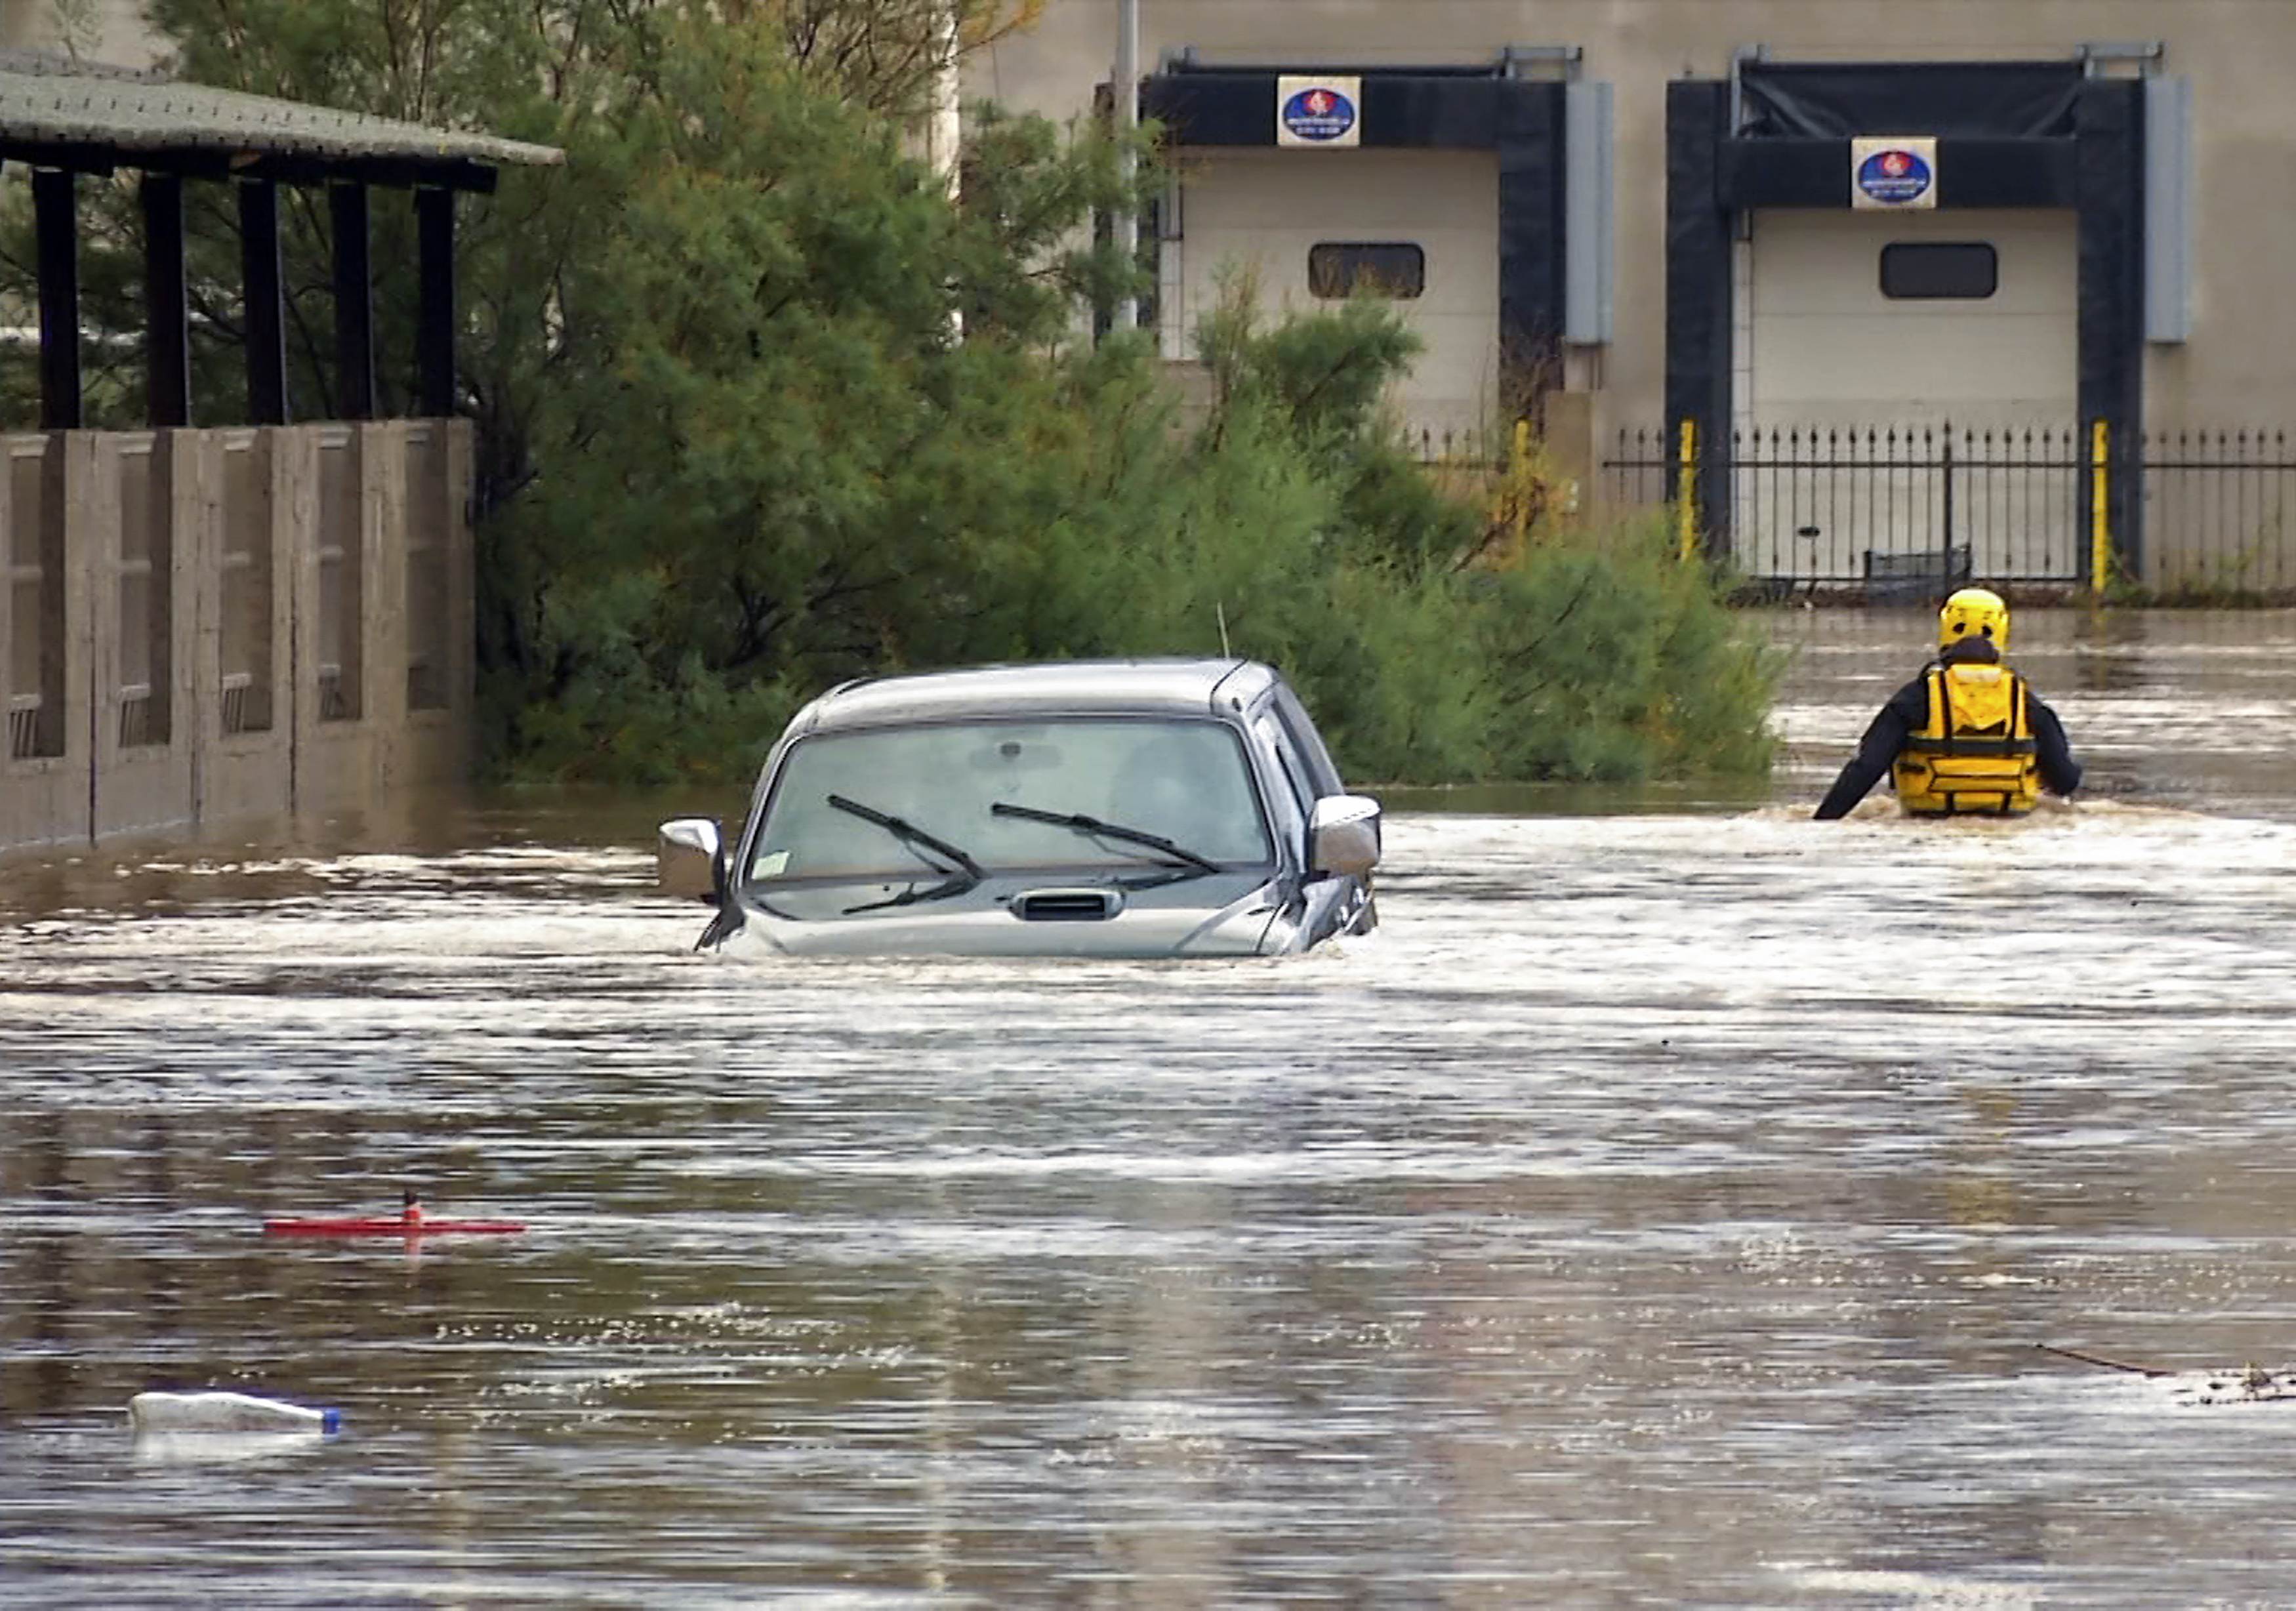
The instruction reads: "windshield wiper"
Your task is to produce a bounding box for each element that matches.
[841,873,978,916]
[989,802,1222,874]
[826,794,984,880]
[1109,865,1216,893]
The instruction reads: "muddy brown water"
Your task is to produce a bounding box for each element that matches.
[4,609,2296,1608]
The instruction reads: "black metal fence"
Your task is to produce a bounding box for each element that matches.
[1408,424,1502,466]
[1602,424,2296,599]
[1603,424,2086,590]
[2142,431,2296,598]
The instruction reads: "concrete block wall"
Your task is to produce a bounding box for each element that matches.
[0,420,476,859]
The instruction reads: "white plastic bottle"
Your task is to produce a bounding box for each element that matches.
[128,1390,342,1435]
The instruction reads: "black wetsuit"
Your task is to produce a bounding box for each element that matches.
[1813,641,2081,820]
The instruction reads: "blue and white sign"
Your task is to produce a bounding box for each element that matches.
[1851,136,1938,209]
[1277,75,1361,148]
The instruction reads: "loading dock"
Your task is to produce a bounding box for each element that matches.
[1160,146,1502,447]
[1138,58,1587,452]
[1667,58,2146,586]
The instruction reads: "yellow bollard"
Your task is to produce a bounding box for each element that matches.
[2089,418,2111,598]
[1511,418,1532,550]
[1676,418,1699,563]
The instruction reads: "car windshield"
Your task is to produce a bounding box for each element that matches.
[745,718,1273,883]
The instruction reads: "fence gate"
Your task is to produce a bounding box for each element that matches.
[1605,423,2087,592]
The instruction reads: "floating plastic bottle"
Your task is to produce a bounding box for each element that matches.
[128,1390,341,1435]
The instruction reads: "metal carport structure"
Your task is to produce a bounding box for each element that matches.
[0,49,562,430]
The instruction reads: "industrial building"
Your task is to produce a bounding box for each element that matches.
[977,3,2295,593]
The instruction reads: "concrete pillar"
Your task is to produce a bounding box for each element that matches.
[283,424,327,815]
[445,418,476,727]
[165,432,201,785]
[60,434,97,840]
[81,434,119,788]
[182,428,221,825]
[363,420,411,791]
[256,430,293,775]
[1540,390,1597,529]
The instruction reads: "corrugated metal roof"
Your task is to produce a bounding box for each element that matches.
[0,51,562,172]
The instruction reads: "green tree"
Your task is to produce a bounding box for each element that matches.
[476,10,1156,778]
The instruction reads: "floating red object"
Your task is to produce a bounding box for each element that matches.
[264,1215,527,1236]
[264,1194,525,1238]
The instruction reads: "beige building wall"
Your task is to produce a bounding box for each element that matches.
[977,1,2296,435]
[0,0,165,68]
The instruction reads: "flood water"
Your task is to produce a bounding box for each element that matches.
[5,609,2296,1608]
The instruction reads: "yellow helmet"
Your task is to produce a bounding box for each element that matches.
[1938,587,2009,651]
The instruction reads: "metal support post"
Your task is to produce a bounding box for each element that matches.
[1113,0,1139,331]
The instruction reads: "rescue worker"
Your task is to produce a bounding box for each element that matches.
[1813,587,2081,820]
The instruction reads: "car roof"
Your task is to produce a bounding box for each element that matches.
[789,658,1279,735]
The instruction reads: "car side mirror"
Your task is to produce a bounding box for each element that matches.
[1309,794,1381,877]
[658,817,727,904]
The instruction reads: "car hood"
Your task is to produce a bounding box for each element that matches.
[722,869,1288,958]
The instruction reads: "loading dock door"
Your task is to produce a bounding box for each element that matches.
[1164,148,1500,453]
[1741,208,2079,581]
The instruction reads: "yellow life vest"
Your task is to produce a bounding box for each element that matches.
[1892,663,2040,816]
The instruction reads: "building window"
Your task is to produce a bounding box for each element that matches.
[1308,243,1425,299]
[1879,242,1998,300]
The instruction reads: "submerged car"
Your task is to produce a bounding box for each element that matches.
[656,658,1381,958]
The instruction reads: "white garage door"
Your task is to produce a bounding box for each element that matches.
[1740,209,2080,581]
[1747,207,2076,426]
[1162,148,1500,453]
